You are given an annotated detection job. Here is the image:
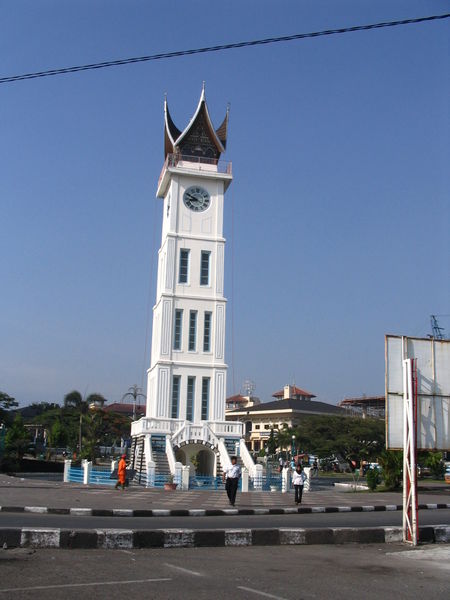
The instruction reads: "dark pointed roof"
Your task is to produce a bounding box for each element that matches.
[164,86,229,159]
[227,398,344,416]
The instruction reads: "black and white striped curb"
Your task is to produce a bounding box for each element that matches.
[1,503,449,517]
[0,525,449,549]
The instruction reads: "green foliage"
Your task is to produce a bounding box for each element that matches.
[424,451,445,479]
[267,429,277,455]
[0,391,19,424]
[284,416,385,470]
[63,390,107,454]
[48,419,67,447]
[366,467,380,491]
[378,449,402,490]
[5,414,29,459]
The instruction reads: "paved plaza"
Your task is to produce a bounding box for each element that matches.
[1,474,448,512]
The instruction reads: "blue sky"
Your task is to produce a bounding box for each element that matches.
[1,1,449,407]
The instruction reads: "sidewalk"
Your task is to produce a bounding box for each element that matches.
[1,474,448,515]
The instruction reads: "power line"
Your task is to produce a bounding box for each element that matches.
[1,13,449,85]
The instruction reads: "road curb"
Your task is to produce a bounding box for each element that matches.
[1,503,449,518]
[0,525,449,549]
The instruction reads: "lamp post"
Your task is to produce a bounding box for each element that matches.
[291,435,296,464]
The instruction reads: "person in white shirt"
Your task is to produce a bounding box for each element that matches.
[222,456,241,506]
[291,464,307,505]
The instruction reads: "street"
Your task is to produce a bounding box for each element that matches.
[0,508,449,530]
[0,544,449,599]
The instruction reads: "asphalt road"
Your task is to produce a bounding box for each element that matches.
[1,509,449,529]
[0,544,449,600]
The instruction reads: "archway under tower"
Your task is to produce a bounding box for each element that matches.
[175,442,217,477]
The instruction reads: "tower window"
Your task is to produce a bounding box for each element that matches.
[186,376,195,421]
[203,311,212,352]
[171,375,181,419]
[200,251,211,286]
[201,377,210,420]
[179,249,190,284]
[188,310,197,351]
[173,309,183,350]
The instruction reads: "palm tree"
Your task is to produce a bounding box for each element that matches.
[64,390,106,453]
[275,424,296,454]
[121,384,146,421]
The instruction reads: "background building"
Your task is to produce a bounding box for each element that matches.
[338,395,385,419]
[226,384,345,452]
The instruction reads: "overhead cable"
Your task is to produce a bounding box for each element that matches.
[1,13,449,85]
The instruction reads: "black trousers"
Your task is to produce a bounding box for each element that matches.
[226,477,239,505]
[294,484,304,504]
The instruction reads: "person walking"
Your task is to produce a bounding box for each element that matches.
[115,453,127,491]
[222,456,241,506]
[292,463,307,505]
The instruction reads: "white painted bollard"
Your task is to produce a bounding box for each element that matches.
[83,460,92,485]
[146,460,155,488]
[303,467,311,492]
[282,466,290,493]
[241,467,249,493]
[253,464,263,490]
[63,459,71,483]
[181,465,190,491]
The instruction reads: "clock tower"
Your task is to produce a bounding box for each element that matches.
[131,87,251,484]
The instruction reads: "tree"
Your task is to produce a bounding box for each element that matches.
[424,451,445,479]
[121,384,146,421]
[267,429,277,456]
[48,419,67,448]
[296,415,385,470]
[63,390,107,453]
[275,424,295,452]
[5,414,29,459]
[0,391,18,424]
[378,449,402,490]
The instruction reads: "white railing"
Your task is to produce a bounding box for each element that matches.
[132,417,243,438]
[131,417,184,437]
[159,153,232,187]
[239,438,257,477]
[165,435,177,475]
[171,422,221,449]
[209,421,243,437]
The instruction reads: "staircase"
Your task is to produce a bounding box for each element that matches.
[222,438,244,472]
[129,436,146,485]
[151,435,170,484]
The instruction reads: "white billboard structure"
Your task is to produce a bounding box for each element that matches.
[386,335,450,450]
[385,335,450,545]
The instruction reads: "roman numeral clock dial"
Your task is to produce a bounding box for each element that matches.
[183,186,210,212]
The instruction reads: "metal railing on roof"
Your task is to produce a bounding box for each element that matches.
[158,153,232,187]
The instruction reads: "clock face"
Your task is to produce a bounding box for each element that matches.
[183,186,210,212]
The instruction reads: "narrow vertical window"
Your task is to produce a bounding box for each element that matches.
[173,309,183,350]
[188,310,197,351]
[200,251,210,286]
[203,311,212,352]
[186,376,195,422]
[179,249,190,284]
[201,377,210,420]
[171,375,180,419]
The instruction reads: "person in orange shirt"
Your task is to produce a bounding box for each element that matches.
[115,454,127,490]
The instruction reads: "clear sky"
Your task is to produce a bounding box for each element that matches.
[1,1,449,408]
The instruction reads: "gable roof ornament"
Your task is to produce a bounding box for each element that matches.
[163,85,229,159]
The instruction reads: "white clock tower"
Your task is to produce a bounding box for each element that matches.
[131,87,252,483]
